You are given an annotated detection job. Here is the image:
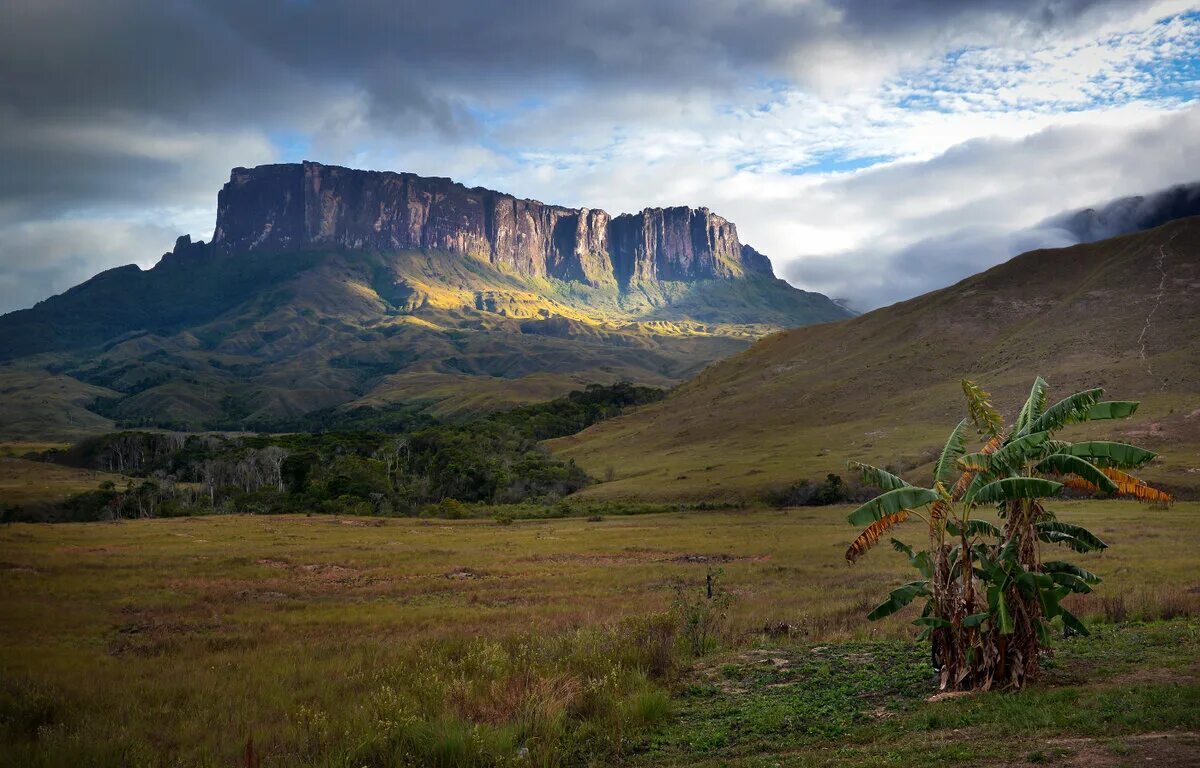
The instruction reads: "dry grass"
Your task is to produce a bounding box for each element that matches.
[0,443,69,459]
[554,219,1200,502]
[0,457,130,507]
[0,500,1197,765]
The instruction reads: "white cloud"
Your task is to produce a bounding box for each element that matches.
[780,107,1200,308]
[1,0,1199,315]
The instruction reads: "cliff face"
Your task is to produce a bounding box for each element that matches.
[212,162,773,286]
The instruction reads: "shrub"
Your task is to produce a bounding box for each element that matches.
[435,498,467,519]
[672,568,733,657]
[764,473,854,507]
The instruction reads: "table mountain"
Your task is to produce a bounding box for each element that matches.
[213,162,769,287]
[0,162,850,438]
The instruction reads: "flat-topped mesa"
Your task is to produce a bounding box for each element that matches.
[211,161,774,286]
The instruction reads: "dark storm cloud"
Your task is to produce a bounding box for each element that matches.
[0,0,1180,313]
[0,0,1141,130]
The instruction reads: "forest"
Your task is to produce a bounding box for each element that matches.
[4,382,665,522]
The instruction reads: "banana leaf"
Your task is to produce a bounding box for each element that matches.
[1026,388,1104,435]
[934,418,971,487]
[1036,520,1108,552]
[846,461,911,491]
[1060,441,1156,469]
[1086,401,1139,421]
[1015,376,1049,433]
[945,519,1001,539]
[1048,572,1093,593]
[867,581,930,621]
[847,486,939,526]
[1034,454,1119,493]
[1042,561,1101,584]
[968,477,1063,504]
[990,431,1053,472]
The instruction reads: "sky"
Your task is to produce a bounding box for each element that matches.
[2,0,1199,314]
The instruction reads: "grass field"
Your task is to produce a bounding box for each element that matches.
[0,443,69,459]
[1,502,1198,766]
[0,457,130,508]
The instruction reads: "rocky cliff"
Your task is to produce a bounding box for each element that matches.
[212,162,774,287]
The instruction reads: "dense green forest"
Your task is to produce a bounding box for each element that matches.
[10,383,665,522]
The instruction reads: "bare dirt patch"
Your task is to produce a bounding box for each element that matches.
[444,567,487,580]
[254,558,365,584]
[1042,731,1200,768]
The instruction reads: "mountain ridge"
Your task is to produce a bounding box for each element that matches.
[212,161,774,287]
[0,163,851,438]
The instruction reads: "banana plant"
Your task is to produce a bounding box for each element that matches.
[845,376,1172,690]
[844,419,1066,690]
[953,377,1168,686]
[957,377,1168,582]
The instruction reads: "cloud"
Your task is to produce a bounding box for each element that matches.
[781,107,1200,309]
[1040,180,1200,241]
[0,217,183,315]
[0,0,1198,313]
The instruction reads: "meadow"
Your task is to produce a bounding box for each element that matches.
[1,502,1198,766]
[0,456,129,509]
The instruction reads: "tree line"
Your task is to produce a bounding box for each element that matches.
[8,383,663,522]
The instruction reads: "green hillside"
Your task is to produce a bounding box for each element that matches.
[553,217,1200,500]
[0,245,848,439]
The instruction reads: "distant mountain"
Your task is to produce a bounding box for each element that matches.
[1042,182,1200,244]
[0,162,850,438]
[555,216,1200,501]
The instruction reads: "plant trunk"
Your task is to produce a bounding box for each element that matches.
[993,498,1044,687]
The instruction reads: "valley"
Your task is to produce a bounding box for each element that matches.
[3,169,1200,768]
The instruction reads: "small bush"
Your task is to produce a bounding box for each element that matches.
[672,569,734,657]
[622,689,672,728]
[429,498,467,519]
[763,473,860,507]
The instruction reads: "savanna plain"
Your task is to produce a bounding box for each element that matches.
[1,501,1197,767]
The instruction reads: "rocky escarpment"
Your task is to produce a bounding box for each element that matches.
[212,162,774,288]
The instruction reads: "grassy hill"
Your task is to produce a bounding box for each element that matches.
[554,217,1200,500]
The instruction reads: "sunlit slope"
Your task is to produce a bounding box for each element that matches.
[0,246,846,438]
[554,217,1200,500]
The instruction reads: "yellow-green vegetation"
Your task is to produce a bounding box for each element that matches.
[556,218,1200,501]
[1,502,1196,766]
[0,368,117,442]
[0,443,69,459]
[0,242,840,439]
[0,458,129,508]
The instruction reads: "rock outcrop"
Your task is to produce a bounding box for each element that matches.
[212,162,774,287]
